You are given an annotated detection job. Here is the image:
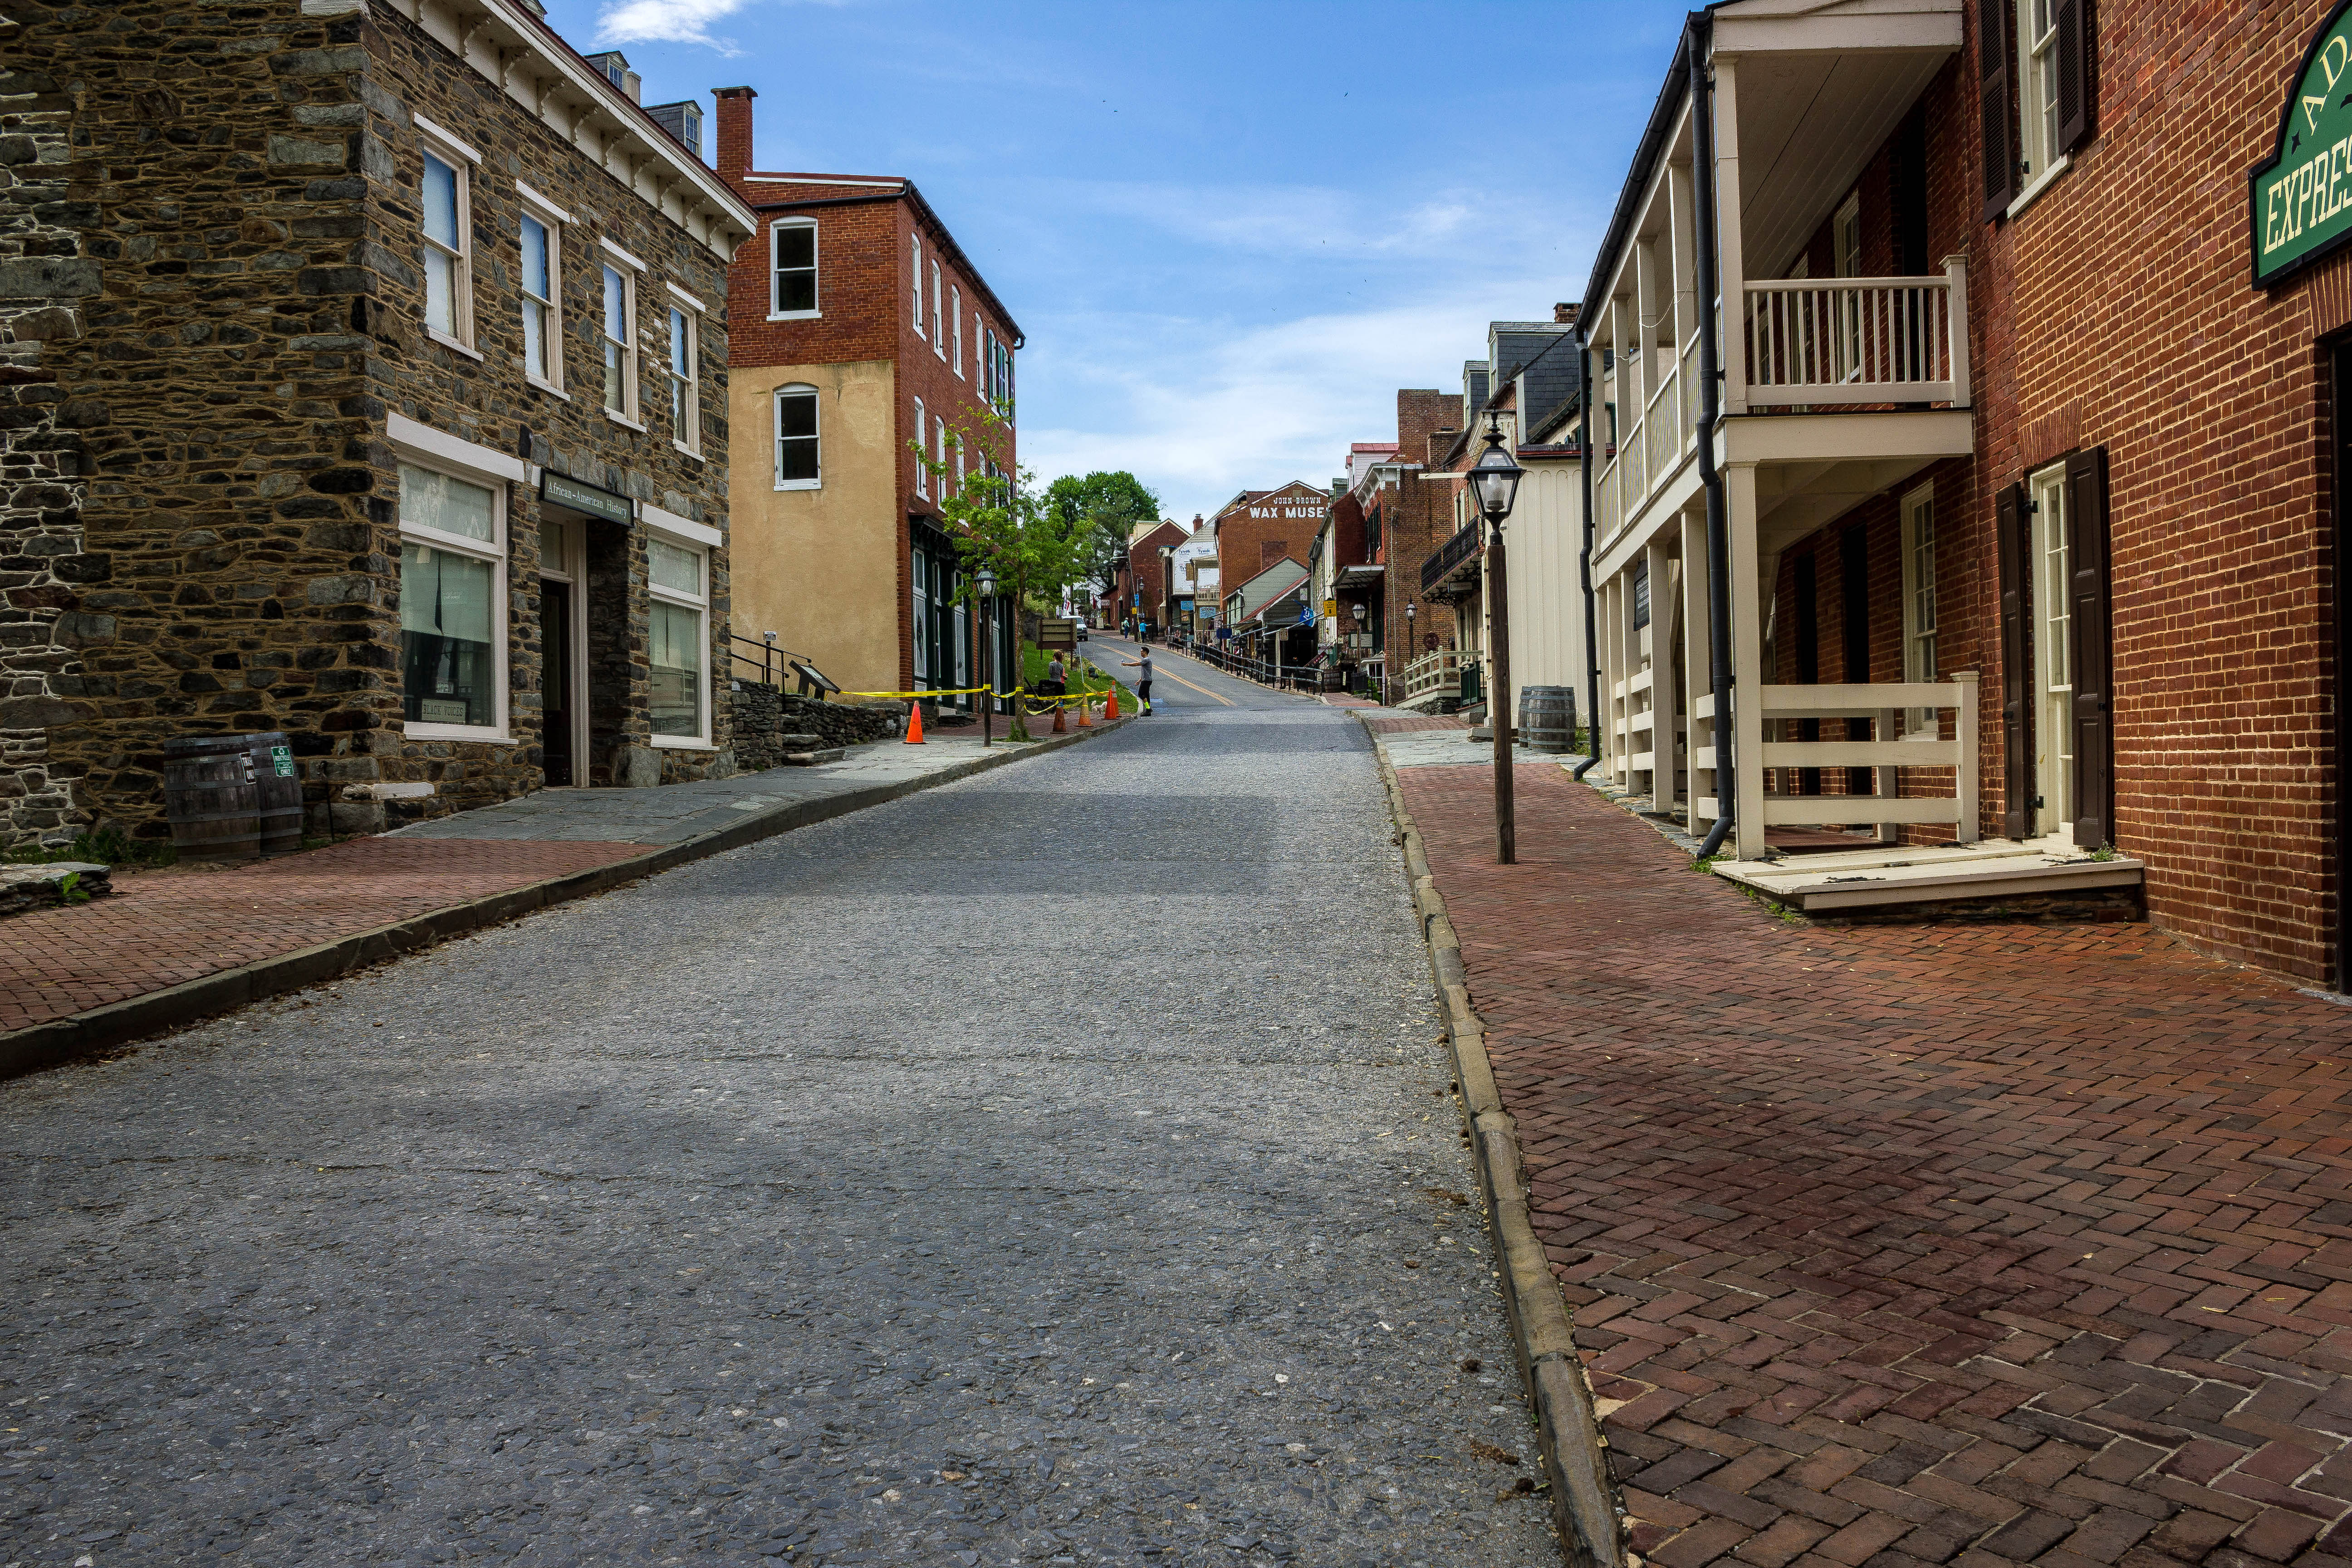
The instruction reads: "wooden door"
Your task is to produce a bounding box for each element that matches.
[542,578,574,787]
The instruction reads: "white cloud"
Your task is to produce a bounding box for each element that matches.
[595,0,847,52]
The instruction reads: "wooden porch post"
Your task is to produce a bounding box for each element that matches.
[1680,505,1709,833]
[1713,52,1748,416]
[1727,462,1768,858]
[1646,535,1681,814]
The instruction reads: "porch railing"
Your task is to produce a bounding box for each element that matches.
[1743,259,1970,407]
[1595,328,1703,549]
[1420,524,1481,593]
[1403,648,1465,702]
[1691,672,1979,842]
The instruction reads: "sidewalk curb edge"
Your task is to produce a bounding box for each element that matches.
[2,717,1133,1080]
[1358,715,1625,1568]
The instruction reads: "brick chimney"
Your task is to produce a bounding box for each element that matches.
[712,86,756,188]
[1554,302,1579,325]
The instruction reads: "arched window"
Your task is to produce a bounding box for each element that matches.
[775,384,820,489]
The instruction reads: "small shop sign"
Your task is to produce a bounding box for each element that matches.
[539,470,634,527]
[2252,0,2352,285]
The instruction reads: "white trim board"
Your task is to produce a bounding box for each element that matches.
[386,412,529,484]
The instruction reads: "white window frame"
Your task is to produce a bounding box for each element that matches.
[953,427,964,496]
[1900,482,1938,739]
[952,286,964,376]
[666,284,703,458]
[2011,0,2071,210]
[645,522,714,751]
[2029,460,2075,841]
[769,217,818,320]
[390,428,518,744]
[600,238,645,430]
[931,259,944,357]
[911,234,925,338]
[913,397,928,499]
[516,184,571,398]
[774,382,821,490]
[415,118,479,358]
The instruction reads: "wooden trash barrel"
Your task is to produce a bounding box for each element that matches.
[245,730,303,857]
[1519,686,1578,753]
[162,735,260,862]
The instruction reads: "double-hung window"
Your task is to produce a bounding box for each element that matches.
[1901,484,1938,738]
[911,235,925,338]
[399,459,506,737]
[2019,0,2062,185]
[647,533,710,748]
[600,238,644,426]
[415,117,478,351]
[953,429,964,496]
[516,183,570,392]
[951,286,964,376]
[913,397,928,499]
[775,384,819,489]
[771,218,817,318]
[931,260,944,355]
[667,285,703,456]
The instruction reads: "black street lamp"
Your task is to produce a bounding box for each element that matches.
[977,565,996,748]
[1469,417,1525,864]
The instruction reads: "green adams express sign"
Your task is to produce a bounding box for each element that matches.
[2253,0,2352,286]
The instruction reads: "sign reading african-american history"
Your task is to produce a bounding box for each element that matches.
[2253,1,2352,286]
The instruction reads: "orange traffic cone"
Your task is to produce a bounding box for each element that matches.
[1052,697,1067,733]
[1076,692,1092,727]
[1104,685,1119,720]
[904,701,925,744]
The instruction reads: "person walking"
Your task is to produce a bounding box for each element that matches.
[1122,646,1154,715]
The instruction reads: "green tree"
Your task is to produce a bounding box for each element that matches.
[1044,471,1164,596]
[915,404,1095,740]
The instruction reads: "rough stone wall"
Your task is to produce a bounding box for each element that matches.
[4,0,738,844]
[727,683,889,769]
[0,57,96,851]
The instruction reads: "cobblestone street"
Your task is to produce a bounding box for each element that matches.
[0,670,1560,1568]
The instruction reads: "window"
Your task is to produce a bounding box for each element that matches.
[775,384,819,488]
[647,535,709,747]
[1833,192,1863,379]
[771,219,817,318]
[931,259,944,356]
[911,235,924,337]
[399,460,505,737]
[913,397,927,498]
[667,296,700,455]
[520,213,559,390]
[601,262,637,422]
[911,552,928,680]
[420,150,470,346]
[2030,462,2074,838]
[953,428,964,496]
[1901,484,1938,737]
[2019,0,2061,185]
[952,286,964,376]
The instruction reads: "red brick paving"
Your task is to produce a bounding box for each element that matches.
[1362,713,1470,734]
[0,838,642,1033]
[1398,759,2352,1568]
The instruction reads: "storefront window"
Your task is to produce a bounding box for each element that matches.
[398,461,503,732]
[648,536,706,742]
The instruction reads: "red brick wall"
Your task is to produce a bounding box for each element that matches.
[1213,482,1325,612]
[1126,522,1187,623]
[1378,391,1466,682]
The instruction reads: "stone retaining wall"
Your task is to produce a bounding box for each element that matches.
[727,684,894,770]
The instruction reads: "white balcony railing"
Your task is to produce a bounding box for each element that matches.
[1594,328,1705,547]
[1691,673,1980,840]
[1743,258,1970,407]
[1403,648,1466,701]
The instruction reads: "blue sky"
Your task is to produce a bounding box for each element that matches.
[549,0,1690,525]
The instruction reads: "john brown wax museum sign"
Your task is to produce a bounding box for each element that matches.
[2253,0,2352,286]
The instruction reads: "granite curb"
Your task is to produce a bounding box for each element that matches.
[1356,713,1626,1568]
[2,716,1133,1080]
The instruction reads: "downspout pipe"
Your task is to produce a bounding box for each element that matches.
[1572,327,1602,780]
[1690,12,1739,861]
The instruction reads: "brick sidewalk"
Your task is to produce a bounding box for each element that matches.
[1396,759,2352,1568]
[0,838,639,1033]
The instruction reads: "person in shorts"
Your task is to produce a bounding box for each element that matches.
[1122,647,1154,714]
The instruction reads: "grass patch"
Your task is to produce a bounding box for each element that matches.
[5,826,177,868]
[1019,644,1142,715]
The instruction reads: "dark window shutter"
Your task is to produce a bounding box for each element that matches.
[2066,447,2114,848]
[1996,484,2032,838]
[1980,0,2018,219]
[2054,0,2094,154]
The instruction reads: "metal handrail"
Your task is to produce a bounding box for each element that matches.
[727,632,805,691]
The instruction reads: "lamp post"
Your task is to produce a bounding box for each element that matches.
[977,565,996,747]
[1467,416,1526,864]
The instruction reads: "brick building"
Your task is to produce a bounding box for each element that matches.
[1574,0,2352,985]
[1209,483,1328,603]
[709,90,1021,712]
[1343,393,1465,702]
[0,0,753,849]
[1122,519,1187,634]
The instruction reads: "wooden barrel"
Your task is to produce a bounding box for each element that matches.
[1519,686,1578,753]
[162,735,260,862]
[245,730,303,857]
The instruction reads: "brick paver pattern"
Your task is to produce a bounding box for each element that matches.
[1398,759,2352,1568]
[0,838,642,1034]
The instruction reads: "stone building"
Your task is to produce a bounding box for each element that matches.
[0,0,753,848]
